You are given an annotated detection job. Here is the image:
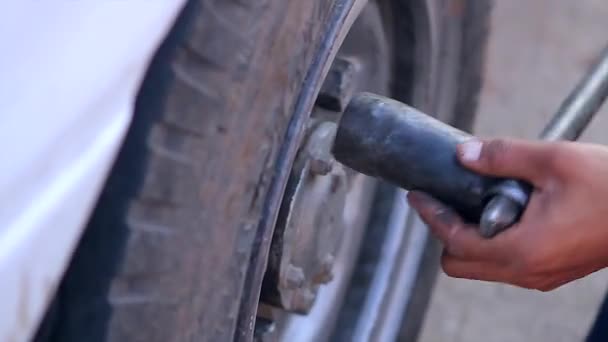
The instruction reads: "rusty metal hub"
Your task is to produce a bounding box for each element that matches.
[257,2,397,340]
[259,0,391,321]
[261,120,349,314]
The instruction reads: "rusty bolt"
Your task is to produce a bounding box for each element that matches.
[306,122,338,176]
[312,254,335,285]
[309,157,334,176]
[282,264,305,289]
[316,56,361,112]
[291,288,317,314]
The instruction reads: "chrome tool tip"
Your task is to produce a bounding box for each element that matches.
[479,196,521,238]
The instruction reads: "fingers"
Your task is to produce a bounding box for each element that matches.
[441,253,559,290]
[441,252,511,282]
[408,192,511,262]
[407,191,584,291]
[457,138,554,186]
[442,252,600,292]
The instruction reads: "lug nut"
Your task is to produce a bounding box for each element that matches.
[316,56,361,112]
[291,289,317,314]
[282,264,305,289]
[309,157,334,176]
[306,122,338,176]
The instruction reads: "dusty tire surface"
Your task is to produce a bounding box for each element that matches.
[40,1,346,341]
[35,1,492,342]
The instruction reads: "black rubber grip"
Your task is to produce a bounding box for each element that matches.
[332,93,501,222]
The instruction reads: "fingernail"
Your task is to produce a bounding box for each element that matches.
[459,140,482,162]
[434,207,458,227]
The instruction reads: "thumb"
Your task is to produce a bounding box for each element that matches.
[457,138,553,185]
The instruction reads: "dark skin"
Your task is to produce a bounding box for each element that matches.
[407,138,608,291]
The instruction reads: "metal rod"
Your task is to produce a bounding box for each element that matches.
[540,46,608,141]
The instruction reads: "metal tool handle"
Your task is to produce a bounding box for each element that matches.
[333,93,501,223]
[481,45,608,238]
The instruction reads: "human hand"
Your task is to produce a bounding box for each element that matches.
[408,138,608,291]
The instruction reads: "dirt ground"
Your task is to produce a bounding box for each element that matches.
[419,1,608,341]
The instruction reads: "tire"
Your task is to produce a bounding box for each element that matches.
[35,1,491,341]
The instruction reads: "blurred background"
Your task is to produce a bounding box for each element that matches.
[419,0,608,341]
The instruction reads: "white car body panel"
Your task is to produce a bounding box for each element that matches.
[0,1,185,340]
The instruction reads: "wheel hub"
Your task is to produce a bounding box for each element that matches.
[261,120,349,314]
[257,1,393,335]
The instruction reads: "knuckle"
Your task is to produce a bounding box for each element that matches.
[443,224,466,257]
[428,209,464,248]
